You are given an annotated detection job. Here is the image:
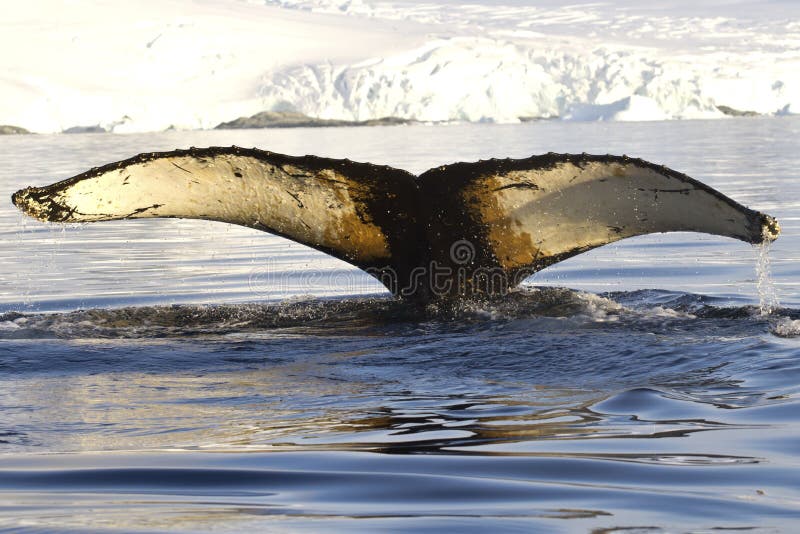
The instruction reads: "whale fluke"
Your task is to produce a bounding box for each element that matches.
[12,148,779,300]
[12,147,423,288]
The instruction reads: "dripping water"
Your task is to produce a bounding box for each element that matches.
[756,237,800,337]
[14,213,32,309]
[756,238,779,316]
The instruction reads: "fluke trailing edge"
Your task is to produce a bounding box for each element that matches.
[12,147,780,300]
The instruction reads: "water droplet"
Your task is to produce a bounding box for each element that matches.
[756,239,779,316]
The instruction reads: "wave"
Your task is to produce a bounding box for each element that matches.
[2,287,797,340]
[1,453,792,531]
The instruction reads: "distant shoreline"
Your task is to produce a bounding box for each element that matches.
[0,105,783,136]
[214,111,416,129]
[0,125,30,135]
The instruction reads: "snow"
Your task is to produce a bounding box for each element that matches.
[0,0,424,133]
[2,0,799,132]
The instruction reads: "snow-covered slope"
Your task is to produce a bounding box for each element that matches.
[0,0,425,133]
[2,0,799,132]
[260,0,800,122]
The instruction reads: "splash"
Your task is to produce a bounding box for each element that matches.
[756,239,779,316]
[771,316,800,338]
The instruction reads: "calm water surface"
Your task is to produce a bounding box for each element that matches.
[1,119,799,532]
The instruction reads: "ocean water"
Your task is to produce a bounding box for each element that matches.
[1,118,799,532]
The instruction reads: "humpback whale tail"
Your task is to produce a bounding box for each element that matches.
[12,147,779,300]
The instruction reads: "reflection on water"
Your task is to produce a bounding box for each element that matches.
[2,299,800,531]
[1,120,800,531]
[1,294,797,453]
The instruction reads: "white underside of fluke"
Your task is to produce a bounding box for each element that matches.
[21,153,391,264]
[471,160,766,271]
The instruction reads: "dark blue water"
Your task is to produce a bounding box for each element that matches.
[1,119,799,532]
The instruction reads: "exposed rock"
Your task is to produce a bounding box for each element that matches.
[63,125,107,134]
[215,111,413,129]
[0,125,30,135]
[518,115,557,122]
[359,116,413,126]
[716,105,760,117]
